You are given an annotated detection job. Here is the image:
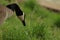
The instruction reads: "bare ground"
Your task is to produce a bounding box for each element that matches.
[37,0,60,11]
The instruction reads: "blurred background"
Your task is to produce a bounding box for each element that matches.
[0,0,60,40]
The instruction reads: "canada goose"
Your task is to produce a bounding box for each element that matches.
[0,3,26,26]
[6,3,26,26]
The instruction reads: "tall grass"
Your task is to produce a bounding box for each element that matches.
[0,0,60,40]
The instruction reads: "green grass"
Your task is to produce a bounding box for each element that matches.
[0,0,60,40]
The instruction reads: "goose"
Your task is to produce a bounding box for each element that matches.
[0,3,26,26]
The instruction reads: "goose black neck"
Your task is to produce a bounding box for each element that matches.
[6,3,23,16]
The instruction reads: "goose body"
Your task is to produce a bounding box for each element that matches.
[0,4,13,24]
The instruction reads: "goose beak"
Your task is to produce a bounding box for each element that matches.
[22,20,26,26]
[18,13,26,26]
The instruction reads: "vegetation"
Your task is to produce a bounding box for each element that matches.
[0,0,60,40]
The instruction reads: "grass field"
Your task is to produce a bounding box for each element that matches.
[0,0,60,40]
